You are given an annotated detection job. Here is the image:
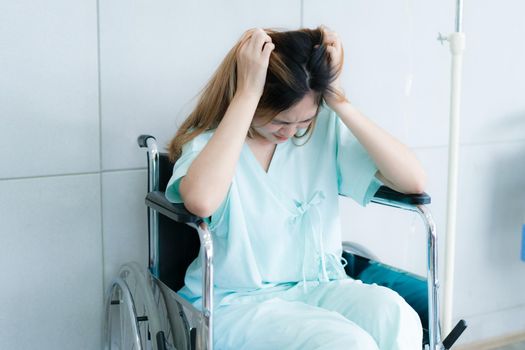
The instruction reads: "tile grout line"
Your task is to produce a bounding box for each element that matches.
[460,302,525,320]
[96,0,106,300]
[300,0,304,27]
[0,167,147,182]
[2,135,525,180]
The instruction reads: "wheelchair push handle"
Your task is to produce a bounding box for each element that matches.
[138,134,156,148]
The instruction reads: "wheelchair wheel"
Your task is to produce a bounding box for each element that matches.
[104,262,175,350]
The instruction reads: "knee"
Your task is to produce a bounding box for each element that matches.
[376,287,421,324]
[317,326,379,350]
[332,284,422,349]
[377,288,423,348]
[337,332,379,350]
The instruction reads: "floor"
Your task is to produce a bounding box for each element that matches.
[457,339,525,350]
[493,341,525,350]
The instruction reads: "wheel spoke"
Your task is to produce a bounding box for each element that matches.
[106,264,172,350]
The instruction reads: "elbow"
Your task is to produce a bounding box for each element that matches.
[410,171,427,194]
[181,190,218,218]
[392,171,427,195]
[411,182,426,195]
[183,199,216,218]
[179,179,218,218]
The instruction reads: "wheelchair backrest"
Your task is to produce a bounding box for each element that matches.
[151,153,200,292]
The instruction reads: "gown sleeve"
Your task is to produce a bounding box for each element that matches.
[165,131,231,228]
[334,114,383,207]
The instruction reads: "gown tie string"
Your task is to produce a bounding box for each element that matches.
[289,190,328,292]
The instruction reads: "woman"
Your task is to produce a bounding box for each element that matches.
[166,26,426,350]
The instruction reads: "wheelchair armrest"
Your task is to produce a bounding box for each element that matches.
[145,191,204,225]
[372,186,431,206]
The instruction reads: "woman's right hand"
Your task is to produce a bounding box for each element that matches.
[235,28,275,99]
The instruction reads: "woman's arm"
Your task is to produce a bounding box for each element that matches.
[330,101,426,194]
[180,29,274,217]
[321,26,426,194]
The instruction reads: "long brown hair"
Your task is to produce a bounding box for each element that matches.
[168,27,344,162]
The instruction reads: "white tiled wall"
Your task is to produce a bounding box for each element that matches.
[99,0,302,171]
[0,175,103,349]
[0,1,100,179]
[1,1,301,348]
[2,0,524,348]
[461,2,525,144]
[303,0,454,149]
[453,142,525,343]
[101,169,148,289]
[304,0,525,345]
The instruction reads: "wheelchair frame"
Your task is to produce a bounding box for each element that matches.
[104,134,466,350]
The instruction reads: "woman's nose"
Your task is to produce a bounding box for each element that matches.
[281,125,297,137]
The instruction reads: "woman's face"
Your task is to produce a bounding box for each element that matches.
[252,91,319,144]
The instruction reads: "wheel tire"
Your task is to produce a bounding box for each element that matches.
[104,262,175,350]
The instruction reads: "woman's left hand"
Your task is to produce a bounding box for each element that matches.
[320,26,347,109]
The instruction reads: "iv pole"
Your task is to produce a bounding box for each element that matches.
[439,0,466,335]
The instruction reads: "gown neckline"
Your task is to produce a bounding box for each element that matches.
[244,139,287,175]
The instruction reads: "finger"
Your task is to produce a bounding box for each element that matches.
[320,24,331,33]
[325,40,341,55]
[249,29,272,53]
[242,29,259,46]
[236,29,256,56]
[238,28,262,51]
[261,42,275,59]
[325,45,341,62]
[324,32,340,47]
[252,33,272,55]
[325,45,337,57]
[320,25,338,43]
[238,36,251,55]
[325,46,344,71]
[325,45,342,58]
[242,28,258,38]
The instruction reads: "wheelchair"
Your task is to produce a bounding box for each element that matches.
[103,135,466,350]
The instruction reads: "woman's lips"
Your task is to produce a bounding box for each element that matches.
[274,134,288,142]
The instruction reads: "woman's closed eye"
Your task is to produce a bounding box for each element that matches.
[271,118,315,126]
[297,120,313,127]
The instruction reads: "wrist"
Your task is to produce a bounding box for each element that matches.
[324,83,348,106]
[234,89,262,103]
[326,96,353,115]
[228,90,261,120]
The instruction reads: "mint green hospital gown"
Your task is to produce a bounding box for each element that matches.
[166,105,422,350]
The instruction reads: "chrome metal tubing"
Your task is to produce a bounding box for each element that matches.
[455,0,464,33]
[371,197,443,349]
[104,277,143,350]
[145,138,160,277]
[191,221,214,350]
[416,205,442,350]
[145,137,160,192]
